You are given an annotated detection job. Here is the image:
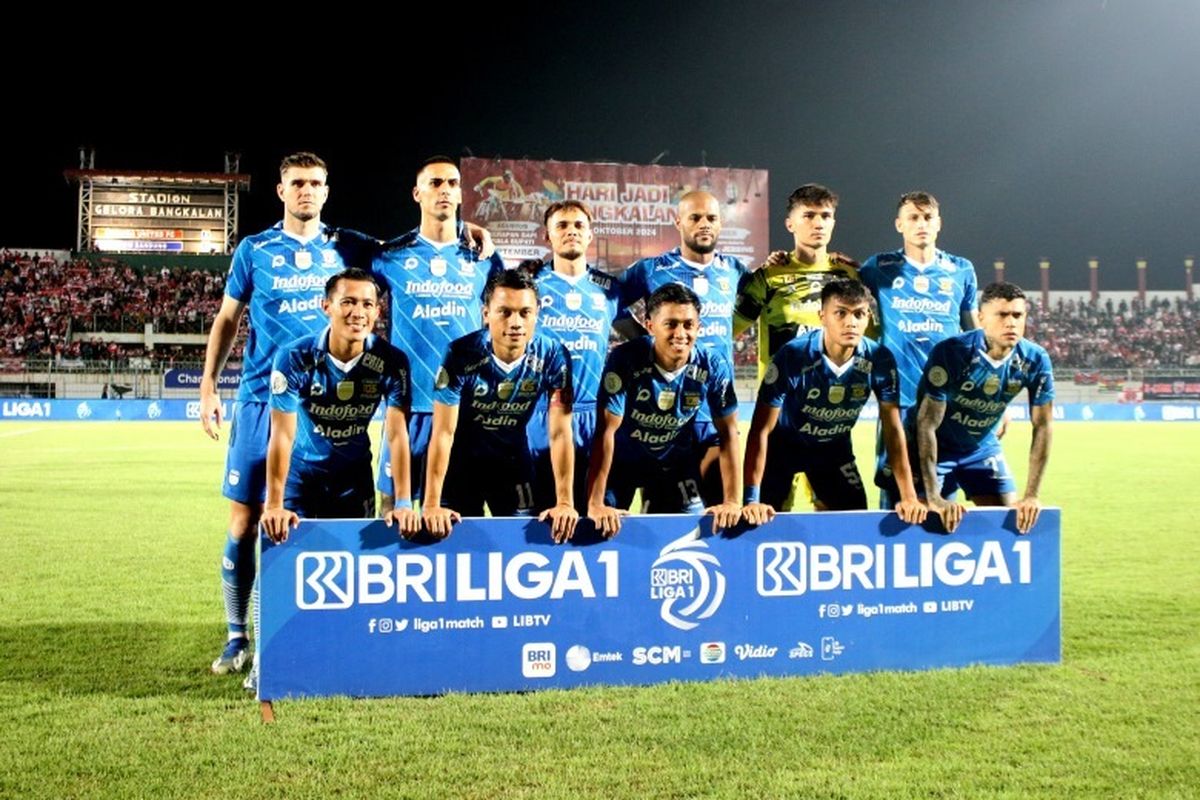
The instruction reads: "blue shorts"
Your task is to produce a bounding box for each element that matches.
[286,459,375,519]
[375,411,433,498]
[222,401,269,505]
[442,445,537,517]
[761,433,866,512]
[604,448,705,515]
[926,446,1017,499]
[529,403,597,512]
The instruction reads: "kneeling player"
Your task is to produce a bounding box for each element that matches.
[741,279,926,525]
[914,282,1053,533]
[260,269,418,542]
[422,269,578,542]
[587,283,742,537]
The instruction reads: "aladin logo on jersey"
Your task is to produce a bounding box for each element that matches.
[649,529,726,631]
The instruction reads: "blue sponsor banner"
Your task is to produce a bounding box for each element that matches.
[163,369,240,390]
[258,509,1061,701]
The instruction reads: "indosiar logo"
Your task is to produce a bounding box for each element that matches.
[650,529,725,631]
[296,552,354,609]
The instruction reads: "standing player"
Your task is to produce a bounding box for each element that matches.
[914,282,1053,534]
[422,269,577,542]
[199,152,346,676]
[337,156,505,514]
[734,183,860,377]
[615,191,748,505]
[587,284,742,538]
[260,268,418,542]
[858,191,979,508]
[521,201,620,512]
[733,183,859,511]
[741,279,926,524]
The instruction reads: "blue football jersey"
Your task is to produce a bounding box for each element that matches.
[759,330,898,445]
[434,330,572,458]
[337,227,504,414]
[269,329,410,469]
[618,248,748,367]
[225,223,346,403]
[530,264,620,408]
[859,249,978,409]
[914,329,1054,456]
[599,336,738,464]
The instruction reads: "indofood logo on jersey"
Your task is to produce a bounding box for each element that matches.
[295,549,620,610]
[271,274,327,291]
[649,530,726,631]
[541,315,605,334]
[756,540,1032,597]
[889,296,953,315]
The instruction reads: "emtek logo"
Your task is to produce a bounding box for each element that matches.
[296,552,354,609]
[522,643,556,678]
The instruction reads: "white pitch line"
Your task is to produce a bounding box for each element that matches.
[0,427,42,438]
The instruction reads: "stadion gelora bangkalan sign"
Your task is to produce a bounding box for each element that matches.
[459,158,770,270]
[257,510,1061,701]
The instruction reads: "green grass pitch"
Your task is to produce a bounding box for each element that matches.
[0,420,1196,798]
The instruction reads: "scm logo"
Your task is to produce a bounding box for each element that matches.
[632,645,682,665]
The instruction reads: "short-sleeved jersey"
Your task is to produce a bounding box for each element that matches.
[618,248,748,367]
[733,252,860,378]
[337,226,505,414]
[599,337,738,464]
[269,330,410,470]
[529,263,621,408]
[914,330,1054,456]
[759,330,898,446]
[434,329,572,458]
[859,249,978,409]
[225,223,346,403]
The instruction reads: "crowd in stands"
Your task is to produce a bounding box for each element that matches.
[1028,296,1200,369]
[2,250,1198,374]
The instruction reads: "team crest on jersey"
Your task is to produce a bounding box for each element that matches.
[604,372,622,394]
[764,363,780,385]
[360,380,380,399]
[682,392,701,409]
[806,387,821,400]
[913,275,930,294]
[851,384,867,401]
[322,250,338,266]
[566,292,583,311]
[404,257,419,271]
[295,251,313,269]
[519,378,537,396]
[657,389,676,411]
[498,381,515,400]
[270,370,288,395]
[938,278,955,295]
[929,366,949,387]
[435,367,451,390]
[336,381,355,401]
[473,381,488,397]
[828,385,846,404]
[431,257,448,277]
[983,375,1001,396]
[271,255,286,268]
[460,259,476,277]
[892,277,905,290]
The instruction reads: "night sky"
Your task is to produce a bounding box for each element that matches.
[5,1,1197,291]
